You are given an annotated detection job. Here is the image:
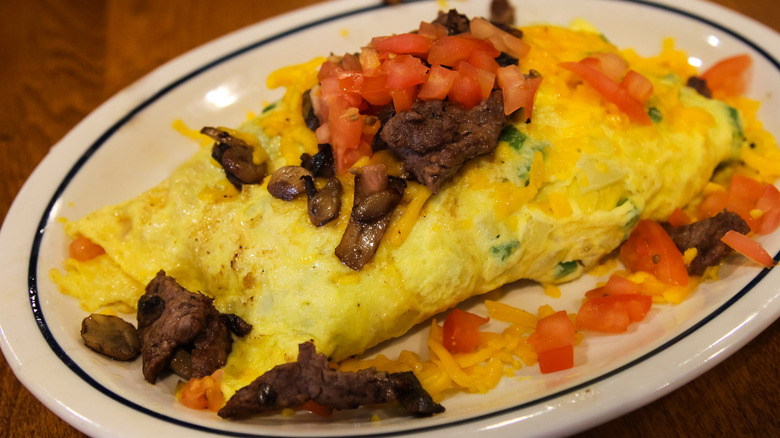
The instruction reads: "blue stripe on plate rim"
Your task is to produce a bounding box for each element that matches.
[24,0,780,436]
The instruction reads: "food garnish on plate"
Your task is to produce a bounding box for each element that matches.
[50,1,779,419]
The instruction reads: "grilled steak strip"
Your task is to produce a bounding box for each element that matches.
[218,341,444,419]
[666,210,750,275]
[137,271,250,383]
[381,90,506,194]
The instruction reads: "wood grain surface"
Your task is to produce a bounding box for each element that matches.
[1,1,778,436]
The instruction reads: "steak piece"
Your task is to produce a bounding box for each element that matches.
[381,90,506,194]
[137,271,237,383]
[432,9,470,35]
[218,342,444,419]
[666,210,750,275]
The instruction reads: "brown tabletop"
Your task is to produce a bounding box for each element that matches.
[1,0,778,436]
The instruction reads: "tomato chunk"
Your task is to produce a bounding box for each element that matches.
[537,344,574,374]
[701,54,752,99]
[560,60,652,125]
[619,219,689,285]
[721,230,775,268]
[372,33,432,56]
[496,65,543,117]
[576,294,652,333]
[442,308,489,354]
[527,310,575,373]
[69,235,105,261]
[667,207,692,227]
[418,64,457,101]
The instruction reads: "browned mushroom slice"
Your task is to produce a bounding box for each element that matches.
[335,166,405,270]
[302,175,342,227]
[80,313,141,361]
[267,165,313,200]
[201,126,267,188]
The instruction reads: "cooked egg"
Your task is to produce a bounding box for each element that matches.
[52,24,745,398]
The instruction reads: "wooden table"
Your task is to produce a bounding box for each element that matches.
[1,0,778,436]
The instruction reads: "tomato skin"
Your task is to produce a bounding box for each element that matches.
[418,64,457,101]
[727,174,765,231]
[619,219,689,285]
[721,230,775,268]
[701,54,752,99]
[372,33,432,56]
[442,309,489,354]
[69,235,105,261]
[560,61,652,125]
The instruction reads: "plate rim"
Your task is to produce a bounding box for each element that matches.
[2,0,780,437]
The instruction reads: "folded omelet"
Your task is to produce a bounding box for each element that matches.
[52,24,743,397]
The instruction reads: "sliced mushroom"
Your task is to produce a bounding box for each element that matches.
[202,126,268,189]
[81,313,141,361]
[302,175,342,227]
[335,169,406,270]
[267,165,312,200]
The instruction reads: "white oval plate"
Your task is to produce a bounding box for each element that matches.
[1,0,779,437]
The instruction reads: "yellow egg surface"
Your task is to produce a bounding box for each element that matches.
[52,24,745,398]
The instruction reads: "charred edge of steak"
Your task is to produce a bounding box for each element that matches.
[380,90,507,194]
[335,170,406,270]
[137,271,250,383]
[686,76,712,99]
[300,143,337,178]
[202,126,267,189]
[666,210,750,276]
[218,342,444,419]
[432,9,471,35]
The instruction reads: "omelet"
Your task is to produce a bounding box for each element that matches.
[52,23,744,398]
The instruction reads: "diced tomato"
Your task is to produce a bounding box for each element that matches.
[527,311,575,354]
[69,235,105,261]
[721,230,775,268]
[580,52,628,82]
[339,138,373,173]
[757,184,780,234]
[668,207,692,227]
[621,70,654,104]
[727,174,765,231]
[469,17,530,59]
[372,33,432,56]
[340,53,362,72]
[701,54,752,99]
[448,68,484,109]
[619,219,689,285]
[560,61,652,125]
[585,274,641,299]
[418,64,457,101]
[178,370,224,412]
[390,86,418,113]
[698,189,728,219]
[318,59,341,81]
[496,65,543,117]
[456,60,495,100]
[576,294,652,333]
[537,344,574,374]
[382,54,428,90]
[418,21,448,41]
[442,308,490,354]
[467,48,500,74]
[428,35,499,67]
[329,105,364,173]
[360,74,392,106]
